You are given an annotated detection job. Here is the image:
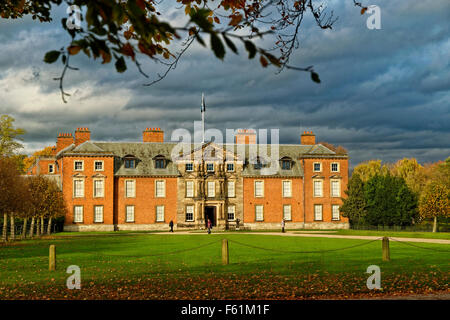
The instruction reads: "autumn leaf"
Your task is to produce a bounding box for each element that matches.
[260,55,268,67]
[361,7,368,14]
[229,13,242,27]
[67,45,81,55]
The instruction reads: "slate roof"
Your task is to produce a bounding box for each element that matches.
[57,141,346,177]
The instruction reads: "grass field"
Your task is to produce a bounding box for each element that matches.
[0,233,448,299]
[296,230,450,240]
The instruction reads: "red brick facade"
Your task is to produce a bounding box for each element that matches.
[28,127,349,231]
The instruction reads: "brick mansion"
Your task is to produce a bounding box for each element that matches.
[28,127,349,231]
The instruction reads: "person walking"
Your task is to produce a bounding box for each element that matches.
[169,220,174,232]
[281,218,285,233]
[207,219,212,234]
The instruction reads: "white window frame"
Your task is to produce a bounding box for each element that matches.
[206,163,215,172]
[332,205,340,221]
[186,205,194,222]
[227,205,235,221]
[125,179,136,198]
[93,178,105,198]
[331,179,341,197]
[314,204,323,221]
[255,205,264,221]
[126,205,135,223]
[73,178,85,198]
[227,181,235,198]
[155,180,166,198]
[94,160,104,171]
[186,180,194,198]
[283,205,292,221]
[331,162,339,173]
[226,163,235,172]
[74,160,84,171]
[48,164,55,174]
[254,180,264,198]
[207,181,215,197]
[313,162,322,172]
[74,206,83,223]
[185,162,194,172]
[156,205,165,222]
[94,206,104,223]
[313,179,323,197]
[282,180,292,198]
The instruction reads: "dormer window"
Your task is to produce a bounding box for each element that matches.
[123,155,136,169]
[185,163,193,172]
[280,157,292,170]
[155,159,165,169]
[153,155,167,169]
[48,164,55,174]
[125,159,135,169]
[253,158,263,170]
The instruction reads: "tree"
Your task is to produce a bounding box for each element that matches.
[340,173,367,226]
[0,1,368,102]
[390,158,423,195]
[0,157,22,241]
[419,159,450,232]
[364,174,418,226]
[44,180,67,234]
[0,115,26,157]
[352,160,389,183]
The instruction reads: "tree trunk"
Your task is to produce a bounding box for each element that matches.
[432,216,437,233]
[10,214,15,241]
[36,217,40,237]
[29,217,35,238]
[2,213,7,242]
[22,218,28,239]
[40,216,44,235]
[47,217,53,235]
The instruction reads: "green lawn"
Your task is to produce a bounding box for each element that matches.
[300,229,450,240]
[0,233,448,299]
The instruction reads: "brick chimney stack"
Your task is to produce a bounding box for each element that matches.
[301,130,316,145]
[235,129,257,144]
[75,127,91,146]
[143,128,164,143]
[56,133,74,153]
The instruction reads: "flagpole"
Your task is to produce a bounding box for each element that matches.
[201,93,205,144]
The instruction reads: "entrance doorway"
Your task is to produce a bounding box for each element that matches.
[204,206,216,227]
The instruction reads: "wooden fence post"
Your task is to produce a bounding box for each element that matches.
[382,237,390,262]
[222,239,229,265]
[49,244,56,271]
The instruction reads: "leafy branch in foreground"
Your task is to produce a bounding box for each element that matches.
[1,0,366,102]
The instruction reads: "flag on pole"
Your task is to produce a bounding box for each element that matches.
[201,93,206,112]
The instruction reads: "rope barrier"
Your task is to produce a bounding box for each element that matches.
[389,237,450,253]
[227,237,383,254]
[94,239,222,258]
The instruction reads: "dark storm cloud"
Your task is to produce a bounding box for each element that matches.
[0,0,449,168]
